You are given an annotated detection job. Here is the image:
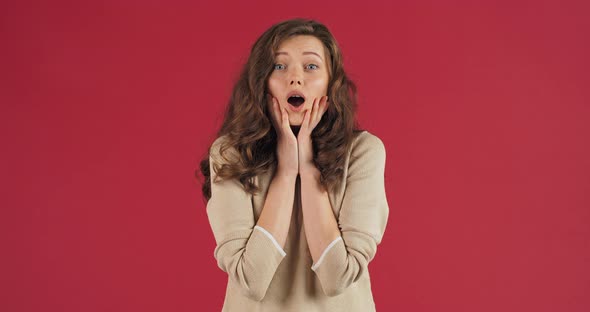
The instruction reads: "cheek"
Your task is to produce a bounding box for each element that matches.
[309,75,329,89]
[267,76,280,89]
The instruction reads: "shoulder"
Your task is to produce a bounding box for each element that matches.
[209,134,239,165]
[350,130,386,160]
[345,131,387,182]
[211,134,229,150]
[209,135,227,159]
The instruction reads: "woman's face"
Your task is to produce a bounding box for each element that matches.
[267,35,330,126]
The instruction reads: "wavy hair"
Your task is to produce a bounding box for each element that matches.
[196,18,363,202]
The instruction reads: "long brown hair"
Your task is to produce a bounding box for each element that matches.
[196,18,363,202]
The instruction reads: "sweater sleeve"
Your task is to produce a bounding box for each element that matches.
[254,225,287,257]
[311,236,343,271]
[206,136,287,301]
[311,133,390,297]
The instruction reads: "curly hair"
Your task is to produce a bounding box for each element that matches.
[196,18,364,202]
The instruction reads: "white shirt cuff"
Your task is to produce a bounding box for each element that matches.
[311,236,342,271]
[254,225,287,257]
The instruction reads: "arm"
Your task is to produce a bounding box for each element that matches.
[300,133,390,297]
[299,167,341,267]
[256,170,297,249]
[206,137,296,301]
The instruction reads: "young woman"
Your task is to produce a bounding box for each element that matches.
[198,18,390,311]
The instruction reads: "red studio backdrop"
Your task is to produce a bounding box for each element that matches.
[2,0,589,311]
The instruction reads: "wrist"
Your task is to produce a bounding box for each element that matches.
[275,168,298,180]
[299,164,320,179]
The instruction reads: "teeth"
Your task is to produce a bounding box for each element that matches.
[291,95,302,98]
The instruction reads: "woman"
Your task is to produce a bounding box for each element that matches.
[198,18,390,311]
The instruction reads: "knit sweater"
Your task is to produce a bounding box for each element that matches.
[206,130,390,311]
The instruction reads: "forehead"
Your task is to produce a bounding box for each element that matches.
[275,35,325,59]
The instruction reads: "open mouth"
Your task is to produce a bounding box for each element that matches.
[287,95,305,107]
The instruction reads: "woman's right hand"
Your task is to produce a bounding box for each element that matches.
[267,94,299,178]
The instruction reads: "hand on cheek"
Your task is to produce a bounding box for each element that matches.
[267,94,299,177]
[297,96,329,173]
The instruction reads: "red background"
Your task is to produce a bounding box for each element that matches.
[2,0,589,311]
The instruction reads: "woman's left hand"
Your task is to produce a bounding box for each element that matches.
[298,95,329,175]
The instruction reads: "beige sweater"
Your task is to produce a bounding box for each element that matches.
[206,130,390,311]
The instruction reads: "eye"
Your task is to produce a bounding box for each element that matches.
[273,64,285,70]
[307,64,319,70]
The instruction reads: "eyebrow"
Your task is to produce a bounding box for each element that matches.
[275,51,323,60]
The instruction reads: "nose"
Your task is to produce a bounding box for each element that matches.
[288,68,303,85]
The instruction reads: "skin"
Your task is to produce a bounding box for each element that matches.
[266,34,331,176]
[267,35,330,127]
[257,34,341,266]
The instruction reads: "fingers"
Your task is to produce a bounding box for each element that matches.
[267,95,294,137]
[280,105,291,132]
[269,94,330,137]
[302,105,311,130]
[270,97,281,130]
[268,95,281,126]
[303,96,328,131]
[310,97,319,125]
[317,96,328,123]
[272,98,281,127]
[270,96,282,127]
